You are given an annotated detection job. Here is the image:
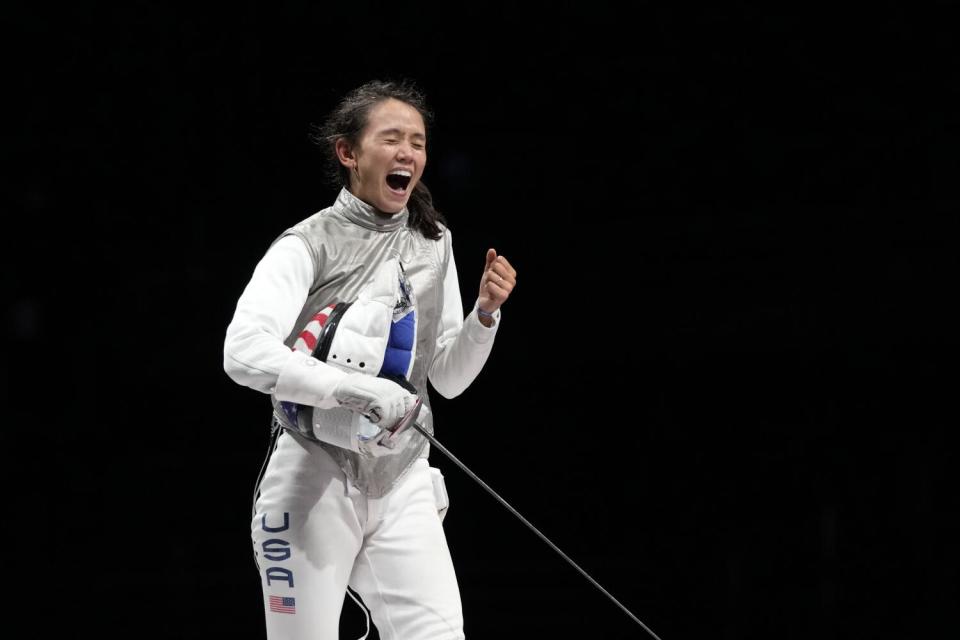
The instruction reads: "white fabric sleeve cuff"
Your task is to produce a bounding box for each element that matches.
[274,350,347,410]
[466,303,501,343]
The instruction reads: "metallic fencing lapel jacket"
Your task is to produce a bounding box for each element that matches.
[271,188,450,497]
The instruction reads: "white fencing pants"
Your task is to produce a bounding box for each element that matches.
[252,430,464,639]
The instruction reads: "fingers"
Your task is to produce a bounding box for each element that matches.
[484,275,514,296]
[483,274,514,307]
[492,253,515,274]
[486,258,516,290]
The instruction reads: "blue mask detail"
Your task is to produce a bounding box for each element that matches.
[382,310,415,378]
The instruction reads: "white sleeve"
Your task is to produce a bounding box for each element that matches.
[223,234,345,405]
[428,239,500,399]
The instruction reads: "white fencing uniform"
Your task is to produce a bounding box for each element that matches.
[224,188,499,639]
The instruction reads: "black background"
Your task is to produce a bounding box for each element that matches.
[7,2,959,638]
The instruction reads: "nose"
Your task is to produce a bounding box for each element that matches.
[396,140,414,162]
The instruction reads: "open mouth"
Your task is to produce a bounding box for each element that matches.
[386,170,412,193]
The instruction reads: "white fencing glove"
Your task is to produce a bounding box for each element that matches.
[333,372,417,428]
[330,373,417,458]
[333,373,420,458]
[343,382,421,458]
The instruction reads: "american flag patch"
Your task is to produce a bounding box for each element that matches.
[269,595,296,614]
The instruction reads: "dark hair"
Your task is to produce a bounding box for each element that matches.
[312,80,447,240]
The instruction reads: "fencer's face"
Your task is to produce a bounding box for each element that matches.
[338,98,427,215]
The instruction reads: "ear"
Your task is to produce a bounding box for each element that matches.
[335,138,356,168]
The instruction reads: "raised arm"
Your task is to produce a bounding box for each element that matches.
[428,238,516,398]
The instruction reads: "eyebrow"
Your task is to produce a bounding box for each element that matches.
[378,127,426,141]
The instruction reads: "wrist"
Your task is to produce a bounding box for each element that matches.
[477,307,495,327]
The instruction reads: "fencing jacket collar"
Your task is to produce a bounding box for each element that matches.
[337,187,409,232]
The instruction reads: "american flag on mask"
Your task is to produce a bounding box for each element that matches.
[269,595,296,614]
[292,304,337,353]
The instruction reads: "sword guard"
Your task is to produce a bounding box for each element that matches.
[380,397,423,449]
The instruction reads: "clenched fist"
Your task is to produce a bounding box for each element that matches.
[477,248,516,325]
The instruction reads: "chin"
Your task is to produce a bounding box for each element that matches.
[379,196,410,214]
[376,202,404,215]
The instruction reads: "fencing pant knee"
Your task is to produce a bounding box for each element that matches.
[252,430,464,640]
